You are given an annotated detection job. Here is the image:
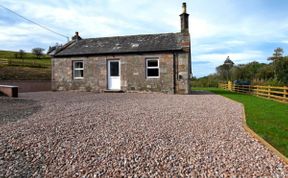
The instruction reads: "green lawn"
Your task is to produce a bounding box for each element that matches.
[193,87,288,157]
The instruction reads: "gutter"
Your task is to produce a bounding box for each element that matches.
[53,49,184,58]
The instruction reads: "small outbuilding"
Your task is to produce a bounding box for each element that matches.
[52,2,191,94]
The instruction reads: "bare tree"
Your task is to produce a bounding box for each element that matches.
[14,52,18,59]
[32,48,45,59]
[18,49,25,59]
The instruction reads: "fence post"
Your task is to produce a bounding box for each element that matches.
[268,85,271,98]
[228,81,232,91]
[284,86,287,100]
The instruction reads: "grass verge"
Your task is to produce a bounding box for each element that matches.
[193,87,288,157]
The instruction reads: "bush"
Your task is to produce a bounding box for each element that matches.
[191,74,220,87]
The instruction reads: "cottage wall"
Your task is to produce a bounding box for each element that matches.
[175,52,190,94]
[52,53,174,93]
[175,33,191,94]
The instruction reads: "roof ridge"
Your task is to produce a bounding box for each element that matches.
[84,32,181,40]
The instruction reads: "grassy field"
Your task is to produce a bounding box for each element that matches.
[0,50,50,59]
[0,50,51,80]
[193,87,288,157]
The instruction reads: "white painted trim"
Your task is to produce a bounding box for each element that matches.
[73,60,84,80]
[146,58,160,79]
[107,59,121,90]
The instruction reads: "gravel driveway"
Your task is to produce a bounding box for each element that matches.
[0,91,287,177]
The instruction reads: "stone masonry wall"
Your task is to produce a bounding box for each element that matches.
[175,33,191,94]
[52,53,174,93]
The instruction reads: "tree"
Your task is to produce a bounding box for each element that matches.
[268,47,284,62]
[32,48,45,59]
[274,56,288,84]
[267,48,284,80]
[191,74,220,87]
[255,64,274,81]
[243,61,264,80]
[18,49,25,59]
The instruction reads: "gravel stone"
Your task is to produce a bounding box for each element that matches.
[0,97,41,124]
[0,91,287,177]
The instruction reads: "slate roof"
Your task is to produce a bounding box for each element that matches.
[54,33,183,57]
[224,56,234,65]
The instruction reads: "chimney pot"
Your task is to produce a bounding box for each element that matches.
[182,2,187,13]
[72,31,82,41]
[180,2,189,33]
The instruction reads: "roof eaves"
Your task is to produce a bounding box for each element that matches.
[53,48,183,58]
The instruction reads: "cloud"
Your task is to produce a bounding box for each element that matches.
[0,0,187,51]
[194,50,265,64]
[189,0,288,76]
[1,0,288,77]
[192,61,211,65]
[192,50,266,77]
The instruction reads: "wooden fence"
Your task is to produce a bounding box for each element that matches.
[219,82,288,103]
[0,58,50,68]
[0,58,8,65]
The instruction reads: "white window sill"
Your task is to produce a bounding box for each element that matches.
[146,76,160,79]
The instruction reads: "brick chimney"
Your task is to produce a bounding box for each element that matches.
[180,2,189,33]
[72,31,82,41]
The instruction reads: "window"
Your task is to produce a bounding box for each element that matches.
[73,61,84,79]
[146,58,159,78]
[109,61,119,77]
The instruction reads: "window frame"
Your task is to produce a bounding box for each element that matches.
[146,58,160,79]
[73,60,84,80]
[108,60,120,77]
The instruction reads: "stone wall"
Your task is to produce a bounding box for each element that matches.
[175,52,190,94]
[0,80,51,93]
[52,53,175,93]
[175,33,191,94]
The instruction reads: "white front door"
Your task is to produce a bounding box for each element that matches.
[108,60,121,90]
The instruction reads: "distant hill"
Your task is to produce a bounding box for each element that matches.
[0,50,50,59]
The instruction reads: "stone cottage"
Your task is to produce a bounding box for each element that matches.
[52,2,191,94]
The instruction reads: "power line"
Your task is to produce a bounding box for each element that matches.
[0,4,69,41]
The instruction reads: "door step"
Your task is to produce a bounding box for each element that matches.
[103,90,124,93]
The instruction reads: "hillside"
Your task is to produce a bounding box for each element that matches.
[0,50,51,80]
[0,50,50,59]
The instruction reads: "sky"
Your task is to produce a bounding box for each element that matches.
[1,0,288,77]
